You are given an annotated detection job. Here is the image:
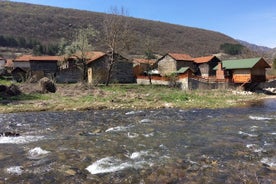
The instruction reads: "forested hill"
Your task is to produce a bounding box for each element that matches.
[0,1,249,57]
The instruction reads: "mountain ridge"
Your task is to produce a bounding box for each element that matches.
[0,1,258,58]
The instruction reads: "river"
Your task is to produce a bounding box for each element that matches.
[0,99,275,183]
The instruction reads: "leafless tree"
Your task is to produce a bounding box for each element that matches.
[62,25,97,82]
[103,7,131,86]
[144,39,157,85]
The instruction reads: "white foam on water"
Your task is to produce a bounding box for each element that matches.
[86,151,153,175]
[125,110,143,115]
[264,141,273,146]
[238,131,258,137]
[250,126,259,131]
[129,151,148,160]
[139,119,152,123]
[105,126,129,132]
[249,115,273,121]
[28,147,50,159]
[143,132,154,137]
[261,157,276,169]
[246,144,265,153]
[6,166,24,175]
[0,136,45,144]
[269,132,276,135]
[127,132,139,138]
[86,157,132,174]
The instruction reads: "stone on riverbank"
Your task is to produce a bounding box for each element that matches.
[39,77,56,93]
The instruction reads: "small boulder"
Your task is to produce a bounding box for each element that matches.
[6,84,21,96]
[39,77,56,93]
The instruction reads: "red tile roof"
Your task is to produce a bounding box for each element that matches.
[14,55,62,62]
[14,55,33,62]
[29,56,62,61]
[86,51,106,64]
[133,58,156,65]
[193,56,216,64]
[168,53,193,61]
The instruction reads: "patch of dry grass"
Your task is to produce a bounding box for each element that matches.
[0,83,267,113]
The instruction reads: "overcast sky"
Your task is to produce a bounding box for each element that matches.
[12,0,276,48]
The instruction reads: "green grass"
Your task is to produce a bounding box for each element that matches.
[0,79,14,86]
[0,83,267,113]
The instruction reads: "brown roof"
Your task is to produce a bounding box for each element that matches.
[29,56,62,61]
[168,53,193,61]
[14,55,33,62]
[86,51,106,64]
[193,55,216,64]
[133,58,156,65]
[14,55,62,62]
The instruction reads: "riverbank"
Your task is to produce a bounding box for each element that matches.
[0,82,273,113]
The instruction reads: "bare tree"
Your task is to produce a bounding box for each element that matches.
[62,25,97,82]
[103,7,131,86]
[144,39,157,85]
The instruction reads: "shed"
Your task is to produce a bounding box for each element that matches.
[214,57,270,83]
[157,53,196,76]
[12,55,61,81]
[29,56,61,79]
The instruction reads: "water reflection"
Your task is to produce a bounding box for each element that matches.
[0,99,275,183]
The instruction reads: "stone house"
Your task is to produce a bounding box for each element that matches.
[193,55,221,78]
[215,57,271,83]
[86,52,135,84]
[157,53,196,76]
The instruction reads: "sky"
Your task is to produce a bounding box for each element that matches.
[11,0,276,48]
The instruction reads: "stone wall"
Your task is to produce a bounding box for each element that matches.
[56,68,82,83]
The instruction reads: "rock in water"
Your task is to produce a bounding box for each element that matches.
[39,77,56,93]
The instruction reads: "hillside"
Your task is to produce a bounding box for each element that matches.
[0,1,253,57]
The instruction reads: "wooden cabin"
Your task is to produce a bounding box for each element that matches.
[157,53,196,76]
[215,57,271,83]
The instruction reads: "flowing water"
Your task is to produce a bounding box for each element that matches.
[0,99,275,183]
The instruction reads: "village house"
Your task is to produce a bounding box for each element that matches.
[215,57,271,83]
[12,55,61,82]
[193,55,221,78]
[86,52,135,84]
[157,53,196,76]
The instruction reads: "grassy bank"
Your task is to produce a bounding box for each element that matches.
[0,83,268,113]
